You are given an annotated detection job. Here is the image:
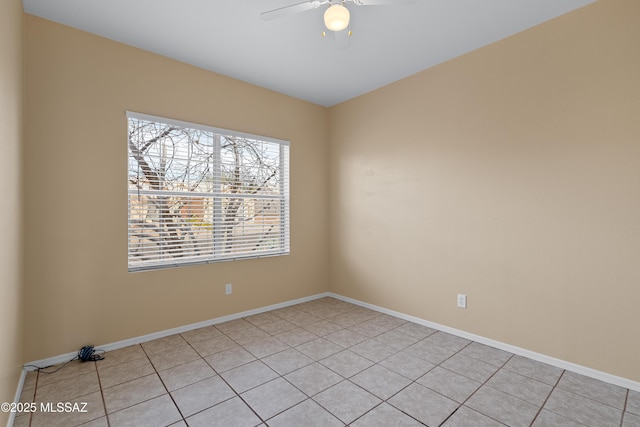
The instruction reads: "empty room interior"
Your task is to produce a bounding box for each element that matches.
[1,0,639,425]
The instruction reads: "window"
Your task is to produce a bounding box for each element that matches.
[127,112,290,272]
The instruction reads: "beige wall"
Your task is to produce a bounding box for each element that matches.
[24,16,330,362]
[329,0,640,381]
[0,0,24,422]
[20,0,640,386]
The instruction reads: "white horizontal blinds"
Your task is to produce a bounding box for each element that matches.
[127,112,290,271]
[281,143,290,253]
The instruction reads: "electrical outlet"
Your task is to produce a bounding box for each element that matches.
[225,283,232,295]
[457,294,467,309]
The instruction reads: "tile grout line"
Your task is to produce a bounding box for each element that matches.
[302,316,452,426]
[144,340,191,426]
[93,361,111,427]
[243,301,378,425]
[225,312,341,425]
[278,370,348,426]
[306,311,469,426]
[157,331,267,425]
[620,389,629,427]
[353,322,508,425]
[541,370,630,425]
[329,323,432,425]
[197,328,270,426]
[527,367,566,426]
[436,343,513,426]
[248,308,359,425]
[345,376,424,426]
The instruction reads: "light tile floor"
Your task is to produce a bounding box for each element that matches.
[13,297,640,427]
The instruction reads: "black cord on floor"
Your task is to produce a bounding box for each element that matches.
[24,345,105,374]
[24,357,78,374]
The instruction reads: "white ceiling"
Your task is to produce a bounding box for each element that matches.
[23,0,595,107]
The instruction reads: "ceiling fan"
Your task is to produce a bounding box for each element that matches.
[260,0,417,33]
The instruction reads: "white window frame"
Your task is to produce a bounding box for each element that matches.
[127,111,290,272]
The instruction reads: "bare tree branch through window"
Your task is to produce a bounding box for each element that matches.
[127,113,290,271]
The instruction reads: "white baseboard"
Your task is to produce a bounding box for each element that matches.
[20,289,639,403]
[6,369,27,427]
[328,292,640,393]
[24,292,331,370]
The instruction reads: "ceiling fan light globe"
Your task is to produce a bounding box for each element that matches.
[324,4,350,31]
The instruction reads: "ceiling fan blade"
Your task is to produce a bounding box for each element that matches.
[260,0,329,21]
[352,0,416,5]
